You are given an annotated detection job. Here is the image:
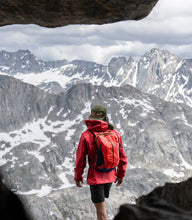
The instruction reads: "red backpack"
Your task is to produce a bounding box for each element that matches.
[91,129,120,172]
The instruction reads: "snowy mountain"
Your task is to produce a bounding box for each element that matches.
[1,49,192,108]
[0,50,67,75]
[1,74,192,219]
[136,49,192,107]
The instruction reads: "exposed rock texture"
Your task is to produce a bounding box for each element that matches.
[0,0,158,27]
[114,178,192,220]
[137,178,192,212]
[2,49,192,108]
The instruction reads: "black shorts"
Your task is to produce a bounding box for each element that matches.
[90,183,112,203]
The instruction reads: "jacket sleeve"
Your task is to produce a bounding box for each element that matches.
[74,133,87,182]
[117,134,127,179]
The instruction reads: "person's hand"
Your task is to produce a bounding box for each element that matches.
[76,180,84,187]
[115,177,123,186]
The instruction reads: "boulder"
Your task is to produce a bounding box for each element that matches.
[114,178,192,220]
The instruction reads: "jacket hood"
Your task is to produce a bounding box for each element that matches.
[84,120,108,132]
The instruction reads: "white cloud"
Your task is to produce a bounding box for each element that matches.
[0,0,192,64]
[33,41,158,64]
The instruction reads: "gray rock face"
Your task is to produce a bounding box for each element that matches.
[105,48,192,107]
[0,50,67,74]
[0,0,158,27]
[1,74,192,219]
[0,75,54,131]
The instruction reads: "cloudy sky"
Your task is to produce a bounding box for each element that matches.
[0,0,192,64]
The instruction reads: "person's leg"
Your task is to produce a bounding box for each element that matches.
[94,202,108,220]
[90,183,112,220]
[104,183,112,198]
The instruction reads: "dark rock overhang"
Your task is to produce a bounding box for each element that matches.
[0,0,158,27]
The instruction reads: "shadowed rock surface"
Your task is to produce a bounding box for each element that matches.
[0,172,33,220]
[114,178,192,220]
[0,0,158,27]
[137,178,192,211]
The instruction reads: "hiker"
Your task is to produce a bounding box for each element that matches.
[74,104,127,220]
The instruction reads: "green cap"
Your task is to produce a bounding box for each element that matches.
[88,104,107,121]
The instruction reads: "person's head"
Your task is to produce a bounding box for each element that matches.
[89,104,107,121]
[89,104,114,130]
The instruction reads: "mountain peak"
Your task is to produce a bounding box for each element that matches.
[128,56,135,63]
[0,50,68,75]
[108,56,127,65]
[1,48,192,108]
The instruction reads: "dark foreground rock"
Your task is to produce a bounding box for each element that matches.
[0,0,158,27]
[114,178,192,220]
[0,173,32,220]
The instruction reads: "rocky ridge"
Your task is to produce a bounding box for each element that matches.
[0,50,67,75]
[1,49,192,109]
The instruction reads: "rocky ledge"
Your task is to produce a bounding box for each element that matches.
[114,178,192,220]
[0,0,158,27]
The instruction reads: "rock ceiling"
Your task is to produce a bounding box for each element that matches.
[0,0,158,27]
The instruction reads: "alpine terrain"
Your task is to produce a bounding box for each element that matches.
[0,49,192,219]
[1,48,192,107]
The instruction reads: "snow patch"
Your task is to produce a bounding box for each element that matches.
[58,157,75,189]
[18,184,53,197]
[179,154,192,170]
[163,168,184,178]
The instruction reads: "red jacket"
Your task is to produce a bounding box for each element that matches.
[74,120,127,185]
